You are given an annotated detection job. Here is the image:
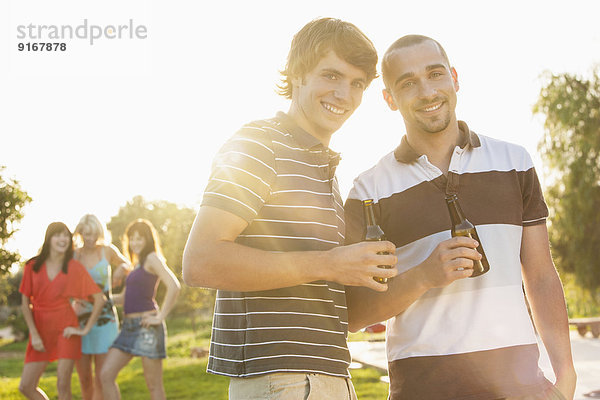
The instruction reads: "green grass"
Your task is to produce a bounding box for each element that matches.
[0,316,389,399]
[351,367,389,399]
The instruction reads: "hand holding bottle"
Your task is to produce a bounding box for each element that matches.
[363,199,394,283]
[446,194,490,277]
[416,236,482,289]
[325,241,397,291]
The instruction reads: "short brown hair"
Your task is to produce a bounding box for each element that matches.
[278,18,378,99]
[382,35,450,89]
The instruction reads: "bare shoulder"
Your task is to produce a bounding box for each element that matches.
[102,244,117,257]
[145,252,166,272]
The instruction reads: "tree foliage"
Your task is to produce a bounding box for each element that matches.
[534,70,600,290]
[107,196,215,325]
[0,166,32,280]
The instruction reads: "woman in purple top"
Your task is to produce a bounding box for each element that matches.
[99,219,180,400]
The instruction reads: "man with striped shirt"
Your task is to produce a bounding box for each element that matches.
[182,18,397,399]
[344,35,576,399]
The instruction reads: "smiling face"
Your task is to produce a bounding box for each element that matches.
[81,226,99,248]
[288,51,368,144]
[383,40,459,136]
[50,230,71,255]
[128,230,147,257]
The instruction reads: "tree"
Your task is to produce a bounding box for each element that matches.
[0,166,31,287]
[534,70,600,291]
[107,196,215,328]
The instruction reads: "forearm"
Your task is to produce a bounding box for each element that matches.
[520,225,576,392]
[347,266,428,331]
[157,285,180,321]
[524,271,575,379]
[81,294,106,334]
[183,240,329,291]
[111,263,130,287]
[347,236,480,332]
[21,302,40,337]
[112,289,124,305]
[183,205,397,292]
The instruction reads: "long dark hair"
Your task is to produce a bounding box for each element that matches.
[123,219,162,267]
[28,222,74,273]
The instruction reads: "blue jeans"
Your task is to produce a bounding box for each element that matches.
[110,317,166,359]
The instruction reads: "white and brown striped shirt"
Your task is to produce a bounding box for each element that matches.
[345,121,552,399]
[202,112,350,378]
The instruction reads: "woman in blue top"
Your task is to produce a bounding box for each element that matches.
[72,214,131,400]
[100,219,180,400]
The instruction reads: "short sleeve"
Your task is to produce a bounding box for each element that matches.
[344,197,366,245]
[519,166,549,227]
[19,261,34,297]
[201,126,277,222]
[66,260,101,299]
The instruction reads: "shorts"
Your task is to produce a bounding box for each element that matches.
[110,317,166,359]
[229,372,357,400]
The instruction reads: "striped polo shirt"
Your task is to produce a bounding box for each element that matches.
[345,121,552,399]
[202,112,350,378]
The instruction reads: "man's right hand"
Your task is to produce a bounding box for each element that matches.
[416,236,481,289]
[325,241,398,291]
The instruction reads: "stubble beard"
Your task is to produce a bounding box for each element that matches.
[417,113,452,134]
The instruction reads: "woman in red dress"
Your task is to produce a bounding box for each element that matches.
[18,222,106,400]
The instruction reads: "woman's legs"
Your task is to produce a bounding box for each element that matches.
[56,358,75,400]
[76,353,109,400]
[99,348,133,400]
[75,354,93,400]
[92,352,109,400]
[141,357,166,400]
[19,361,49,400]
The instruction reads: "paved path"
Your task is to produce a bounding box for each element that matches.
[0,326,14,339]
[349,331,600,399]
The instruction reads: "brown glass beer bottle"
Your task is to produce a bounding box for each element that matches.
[445,194,490,277]
[363,199,392,283]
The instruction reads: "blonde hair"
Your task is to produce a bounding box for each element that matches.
[74,214,107,246]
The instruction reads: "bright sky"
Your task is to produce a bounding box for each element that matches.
[1,0,599,260]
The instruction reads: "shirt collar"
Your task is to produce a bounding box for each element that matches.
[275,111,341,167]
[394,120,481,163]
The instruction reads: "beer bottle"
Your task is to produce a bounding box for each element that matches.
[363,199,392,283]
[445,194,490,277]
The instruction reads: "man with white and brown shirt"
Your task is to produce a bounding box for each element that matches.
[344,35,576,400]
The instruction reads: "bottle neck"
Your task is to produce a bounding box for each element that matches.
[446,195,467,224]
[363,200,377,226]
